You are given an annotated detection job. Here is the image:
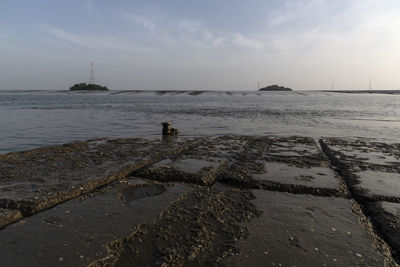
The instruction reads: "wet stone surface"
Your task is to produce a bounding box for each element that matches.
[268,137,323,158]
[133,136,247,185]
[321,138,400,167]
[321,138,400,202]
[356,171,400,199]
[1,135,400,266]
[219,136,346,197]
[135,157,226,185]
[248,136,326,164]
[0,137,202,216]
[0,209,22,229]
[367,201,400,262]
[223,190,393,267]
[252,162,340,190]
[90,187,261,267]
[321,137,400,263]
[0,179,190,267]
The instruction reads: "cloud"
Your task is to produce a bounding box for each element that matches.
[175,20,227,49]
[239,0,400,57]
[178,20,202,33]
[268,0,331,27]
[121,14,228,53]
[123,14,156,31]
[38,24,90,47]
[37,24,148,52]
[122,14,265,54]
[233,34,264,50]
[36,2,400,70]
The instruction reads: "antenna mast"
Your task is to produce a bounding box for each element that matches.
[89,62,95,84]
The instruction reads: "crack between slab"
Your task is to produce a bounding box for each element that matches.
[0,138,209,230]
[218,177,348,198]
[319,139,399,265]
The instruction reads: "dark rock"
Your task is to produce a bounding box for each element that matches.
[69,83,109,91]
[259,85,293,91]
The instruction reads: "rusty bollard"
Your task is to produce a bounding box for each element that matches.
[162,122,178,136]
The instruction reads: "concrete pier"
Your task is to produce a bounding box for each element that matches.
[0,136,399,266]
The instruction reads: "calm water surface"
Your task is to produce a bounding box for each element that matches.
[1,90,399,153]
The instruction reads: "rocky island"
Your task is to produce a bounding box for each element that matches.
[69,83,109,91]
[259,85,293,91]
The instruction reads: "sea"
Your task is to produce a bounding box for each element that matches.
[0,90,399,154]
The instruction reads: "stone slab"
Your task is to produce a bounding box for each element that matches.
[245,136,325,164]
[0,137,200,216]
[367,201,400,261]
[321,138,400,167]
[321,138,400,201]
[268,137,322,157]
[134,136,246,185]
[355,171,400,199]
[136,156,227,185]
[188,135,249,158]
[88,186,261,266]
[220,137,344,196]
[223,190,391,266]
[0,179,190,267]
[0,209,22,229]
[252,161,341,190]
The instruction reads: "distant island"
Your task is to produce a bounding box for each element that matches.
[69,83,109,91]
[259,85,293,91]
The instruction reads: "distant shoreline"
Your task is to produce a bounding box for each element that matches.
[320,90,400,94]
[1,89,400,95]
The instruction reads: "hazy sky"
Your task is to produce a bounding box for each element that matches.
[1,0,400,90]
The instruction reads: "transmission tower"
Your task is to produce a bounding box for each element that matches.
[89,62,95,84]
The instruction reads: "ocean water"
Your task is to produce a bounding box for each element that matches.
[0,90,399,154]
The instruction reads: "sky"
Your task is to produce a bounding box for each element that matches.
[1,0,400,91]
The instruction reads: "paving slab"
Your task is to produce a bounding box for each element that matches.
[219,137,345,197]
[0,137,202,217]
[223,190,393,266]
[245,136,325,164]
[268,137,323,157]
[0,209,22,229]
[367,201,400,262]
[1,135,399,266]
[0,179,190,267]
[134,136,247,185]
[189,135,249,158]
[321,138,400,167]
[321,138,400,202]
[136,157,227,185]
[89,187,261,266]
[355,171,400,199]
[252,162,341,190]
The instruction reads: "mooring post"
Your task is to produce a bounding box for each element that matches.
[162,122,173,135]
[162,122,178,136]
